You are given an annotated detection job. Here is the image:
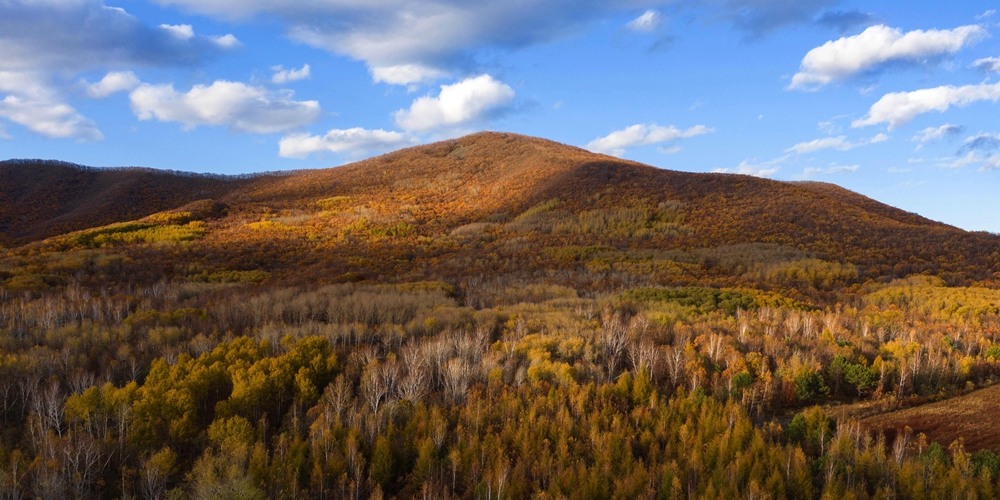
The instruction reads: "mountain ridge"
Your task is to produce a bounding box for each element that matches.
[2,132,997,287]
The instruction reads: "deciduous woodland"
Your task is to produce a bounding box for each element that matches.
[2,132,1000,499]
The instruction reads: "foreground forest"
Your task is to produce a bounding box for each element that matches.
[2,133,1000,499]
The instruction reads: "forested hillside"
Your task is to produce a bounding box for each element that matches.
[0,160,251,247]
[2,132,1000,499]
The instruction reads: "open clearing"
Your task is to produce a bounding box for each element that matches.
[862,384,1000,453]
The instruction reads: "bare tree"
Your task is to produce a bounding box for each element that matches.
[32,382,65,438]
[892,427,913,467]
[360,360,399,415]
[628,340,660,381]
[442,359,472,401]
[62,432,105,500]
[323,375,353,420]
[599,311,631,381]
[0,450,27,500]
[140,455,169,500]
[664,346,686,389]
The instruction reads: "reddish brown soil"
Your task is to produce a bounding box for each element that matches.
[862,384,1000,453]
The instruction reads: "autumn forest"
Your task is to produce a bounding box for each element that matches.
[2,132,1000,499]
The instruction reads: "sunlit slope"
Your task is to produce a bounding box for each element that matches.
[3,132,998,285]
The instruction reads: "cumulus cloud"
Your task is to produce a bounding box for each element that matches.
[279,128,414,159]
[394,75,514,131]
[370,65,450,85]
[912,124,964,143]
[789,24,986,90]
[82,71,141,98]
[853,82,1000,129]
[785,133,887,154]
[129,80,321,134]
[272,64,311,84]
[148,0,677,84]
[0,95,104,142]
[160,24,195,40]
[627,10,662,32]
[212,34,242,49]
[0,0,242,141]
[973,57,1000,73]
[586,123,714,156]
[0,71,103,141]
[144,0,841,84]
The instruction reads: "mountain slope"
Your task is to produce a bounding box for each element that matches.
[0,160,247,246]
[2,133,998,290]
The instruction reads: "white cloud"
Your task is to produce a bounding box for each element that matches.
[817,120,839,134]
[0,71,103,141]
[370,64,449,85]
[789,24,987,90]
[938,151,981,169]
[82,71,141,98]
[129,80,321,134]
[160,24,194,40]
[586,123,714,156]
[127,0,848,84]
[394,74,514,131]
[0,0,234,72]
[0,0,244,141]
[0,95,104,141]
[627,10,662,32]
[976,10,996,20]
[714,155,788,178]
[272,64,311,84]
[212,34,241,48]
[983,156,1000,171]
[785,133,887,154]
[148,1,676,84]
[279,128,413,159]
[911,124,964,142]
[803,164,859,176]
[853,82,1000,129]
[973,57,1000,73]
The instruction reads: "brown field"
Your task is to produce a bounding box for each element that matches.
[862,384,1000,453]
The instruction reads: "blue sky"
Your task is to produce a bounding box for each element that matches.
[1,0,999,232]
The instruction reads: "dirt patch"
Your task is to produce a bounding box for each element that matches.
[862,384,1000,453]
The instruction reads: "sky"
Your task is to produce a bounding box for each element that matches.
[1,1,999,232]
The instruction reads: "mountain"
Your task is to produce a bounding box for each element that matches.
[0,159,246,246]
[4,133,1000,499]
[2,132,998,293]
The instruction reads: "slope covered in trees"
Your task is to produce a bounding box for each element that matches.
[0,160,251,247]
[2,132,1000,499]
